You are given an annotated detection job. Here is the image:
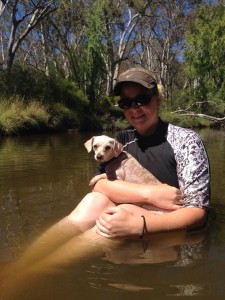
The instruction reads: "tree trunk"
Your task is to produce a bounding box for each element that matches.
[4,1,57,71]
[40,22,49,76]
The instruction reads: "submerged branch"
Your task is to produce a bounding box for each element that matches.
[171,100,225,125]
[171,109,225,124]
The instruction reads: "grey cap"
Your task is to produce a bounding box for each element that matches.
[114,68,157,96]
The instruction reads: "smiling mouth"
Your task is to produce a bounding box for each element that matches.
[132,114,145,120]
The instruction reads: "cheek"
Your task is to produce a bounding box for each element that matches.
[123,110,130,119]
[145,101,159,112]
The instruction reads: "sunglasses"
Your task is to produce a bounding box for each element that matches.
[118,94,154,110]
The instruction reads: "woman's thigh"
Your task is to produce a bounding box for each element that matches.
[68,192,116,225]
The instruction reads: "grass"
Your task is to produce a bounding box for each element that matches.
[0,95,103,135]
[0,96,80,135]
[0,97,49,135]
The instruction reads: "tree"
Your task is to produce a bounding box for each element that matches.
[77,0,144,97]
[102,0,150,95]
[184,3,225,116]
[0,0,58,70]
[132,0,203,102]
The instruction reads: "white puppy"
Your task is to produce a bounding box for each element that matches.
[84,135,160,187]
[84,135,170,214]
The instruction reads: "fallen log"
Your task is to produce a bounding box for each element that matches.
[171,107,225,124]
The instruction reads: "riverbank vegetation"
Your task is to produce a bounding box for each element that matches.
[0,0,224,135]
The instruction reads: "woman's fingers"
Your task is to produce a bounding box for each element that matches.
[95,227,111,238]
[96,217,109,234]
[96,217,118,238]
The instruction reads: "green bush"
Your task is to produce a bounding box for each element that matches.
[0,96,93,135]
[0,66,88,110]
[93,95,125,130]
[0,97,49,135]
[49,78,89,109]
[0,65,93,134]
[48,103,79,130]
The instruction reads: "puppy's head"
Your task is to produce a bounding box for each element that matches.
[84,135,123,162]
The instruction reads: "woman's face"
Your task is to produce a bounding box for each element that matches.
[120,82,161,136]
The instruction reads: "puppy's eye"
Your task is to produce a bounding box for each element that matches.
[93,145,98,150]
[105,145,111,151]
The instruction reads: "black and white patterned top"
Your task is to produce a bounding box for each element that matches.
[116,119,210,210]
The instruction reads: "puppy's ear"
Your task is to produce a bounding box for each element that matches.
[113,140,124,157]
[84,137,94,153]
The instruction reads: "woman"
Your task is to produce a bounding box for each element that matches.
[69,67,210,238]
[4,67,210,274]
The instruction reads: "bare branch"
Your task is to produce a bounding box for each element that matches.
[12,4,57,58]
[171,111,225,123]
[171,101,225,124]
[0,0,9,16]
[172,101,217,113]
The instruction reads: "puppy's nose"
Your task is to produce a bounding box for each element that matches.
[97,154,103,161]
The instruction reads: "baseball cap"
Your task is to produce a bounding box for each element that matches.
[114,68,157,96]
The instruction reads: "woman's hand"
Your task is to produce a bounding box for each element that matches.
[145,184,183,211]
[96,206,142,238]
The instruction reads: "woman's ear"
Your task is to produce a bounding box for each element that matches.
[156,96,161,108]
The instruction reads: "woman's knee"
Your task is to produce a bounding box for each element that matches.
[68,192,115,219]
[81,192,112,209]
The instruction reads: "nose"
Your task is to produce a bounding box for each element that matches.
[97,154,103,160]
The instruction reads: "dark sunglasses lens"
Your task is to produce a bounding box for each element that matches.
[135,95,151,106]
[118,98,132,109]
[118,95,152,109]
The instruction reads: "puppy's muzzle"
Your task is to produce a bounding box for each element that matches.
[94,152,107,162]
[96,154,104,161]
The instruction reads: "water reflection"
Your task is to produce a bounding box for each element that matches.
[102,228,208,265]
[0,132,97,261]
[0,226,211,299]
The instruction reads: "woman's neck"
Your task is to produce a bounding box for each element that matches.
[137,117,160,136]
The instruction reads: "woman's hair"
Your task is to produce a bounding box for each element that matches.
[155,84,165,99]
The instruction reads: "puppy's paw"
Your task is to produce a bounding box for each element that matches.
[89,177,98,187]
[89,174,107,187]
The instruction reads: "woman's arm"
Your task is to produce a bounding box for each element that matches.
[93,179,183,211]
[96,205,207,238]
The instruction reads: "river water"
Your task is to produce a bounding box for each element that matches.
[0,128,225,299]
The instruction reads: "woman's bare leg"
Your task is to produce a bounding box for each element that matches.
[0,193,117,297]
[30,226,122,272]
[0,227,123,299]
[68,192,116,231]
[7,192,115,269]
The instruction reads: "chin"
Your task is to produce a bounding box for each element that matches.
[135,127,149,135]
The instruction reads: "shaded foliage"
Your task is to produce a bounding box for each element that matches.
[184,3,225,116]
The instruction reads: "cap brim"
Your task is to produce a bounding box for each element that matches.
[113,79,156,96]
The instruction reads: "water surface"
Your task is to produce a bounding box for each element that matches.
[0,129,225,299]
